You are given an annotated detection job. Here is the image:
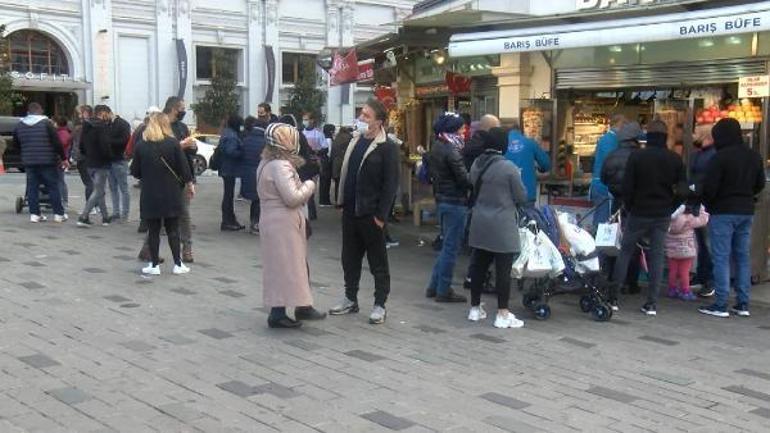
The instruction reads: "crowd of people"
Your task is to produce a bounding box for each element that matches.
[9,93,767,329]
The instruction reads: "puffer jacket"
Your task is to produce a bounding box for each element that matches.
[665,207,709,259]
[600,139,638,200]
[427,138,472,205]
[217,127,243,178]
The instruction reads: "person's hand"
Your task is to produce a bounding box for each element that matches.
[60,160,70,171]
[186,183,195,199]
[181,137,196,149]
[374,217,385,229]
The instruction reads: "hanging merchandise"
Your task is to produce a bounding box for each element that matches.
[375,85,397,110]
[445,71,472,94]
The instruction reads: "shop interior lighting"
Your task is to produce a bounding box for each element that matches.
[699,39,715,48]
[431,49,447,65]
[727,36,742,45]
[608,45,622,53]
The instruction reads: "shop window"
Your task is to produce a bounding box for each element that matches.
[756,32,770,56]
[282,52,317,85]
[640,36,752,64]
[553,44,638,69]
[415,55,501,84]
[196,46,242,82]
[7,30,69,75]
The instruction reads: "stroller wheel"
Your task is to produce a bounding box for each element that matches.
[592,304,612,322]
[15,196,24,214]
[579,295,593,313]
[534,304,551,320]
[522,293,541,311]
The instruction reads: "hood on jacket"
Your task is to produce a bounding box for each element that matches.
[617,121,643,145]
[21,115,48,126]
[712,118,743,150]
[646,132,668,148]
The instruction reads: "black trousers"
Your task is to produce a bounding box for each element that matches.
[77,160,93,201]
[250,199,260,226]
[319,155,332,205]
[611,215,670,305]
[147,217,181,266]
[221,176,238,225]
[342,213,390,307]
[470,249,515,310]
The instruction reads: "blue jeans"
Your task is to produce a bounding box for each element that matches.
[694,226,713,284]
[108,160,130,218]
[589,182,612,231]
[428,203,468,296]
[26,165,65,216]
[709,214,753,308]
[58,168,68,207]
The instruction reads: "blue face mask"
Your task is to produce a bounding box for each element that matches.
[355,120,369,132]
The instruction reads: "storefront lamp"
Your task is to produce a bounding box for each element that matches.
[699,39,715,48]
[608,45,622,52]
[431,50,446,65]
[727,36,742,45]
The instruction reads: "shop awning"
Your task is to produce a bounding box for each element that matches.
[449,2,770,57]
[13,78,90,91]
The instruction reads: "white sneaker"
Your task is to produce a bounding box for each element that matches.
[468,305,488,322]
[142,263,161,275]
[54,214,68,223]
[172,263,191,275]
[494,311,524,329]
[30,214,47,223]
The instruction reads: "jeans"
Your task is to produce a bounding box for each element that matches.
[221,176,238,225]
[58,168,68,207]
[709,214,753,308]
[108,160,130,219]
[147,217,181,266]
[470,249,516,310]
[76,160,93,202]
[694,226,713,284]
[342,213,390,307]
[612,215,670,305]
[428,203,468,296]
[80,168,109,220]
[25,165,64,216]
[590,183,612,230]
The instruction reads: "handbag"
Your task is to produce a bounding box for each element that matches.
[595,210,622,256]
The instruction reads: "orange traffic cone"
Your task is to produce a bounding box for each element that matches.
[0,158,5,175]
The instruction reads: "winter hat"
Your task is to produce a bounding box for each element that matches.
[483,127,508,153]
[645,120,668,148]
[712,118,743,149]
[265,123,300,154]
[433,112,464,136]
[617,121,643,142]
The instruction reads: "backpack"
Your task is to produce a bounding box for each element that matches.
[209,144,223,171]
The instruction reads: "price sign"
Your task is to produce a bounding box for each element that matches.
[739,75,770,98]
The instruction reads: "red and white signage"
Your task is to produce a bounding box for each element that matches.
[329,49,358,86]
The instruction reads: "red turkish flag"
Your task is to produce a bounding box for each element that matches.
[329,49,358,86]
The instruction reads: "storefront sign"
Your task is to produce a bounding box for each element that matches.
[357,62,374,82]
[10,71,73,81]
[577,0,683,11]
[329,49,358,86]
[739,75,770,98]
[449,3,770,57]
[415,84,449,98]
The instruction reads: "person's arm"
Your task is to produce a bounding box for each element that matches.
[129,143,142,179]
[46,122,66,162]
[674,158,689,204]
[272,161,315,208]
[621,155,636,208]
[510,164,529,204]
[376,142,401,225]
[533,141,552,173]
[448,147,472,189]
[701,157,722,205]
[174,140,193,183]
[753,154,766,196]
[221,134,243,158]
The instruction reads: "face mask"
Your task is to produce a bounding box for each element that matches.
[355,120,369,132]
[177,110,187,121]
[302,120,311,129]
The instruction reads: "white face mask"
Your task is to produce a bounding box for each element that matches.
[302,120,311,129]
[355,120,369,132]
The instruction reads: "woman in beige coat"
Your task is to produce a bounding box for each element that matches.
[258,123,324,328]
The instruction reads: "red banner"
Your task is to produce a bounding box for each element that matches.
[374,85,397,110]
[329,49,358,86]
[445,71,472,94]
[357,62,374,83]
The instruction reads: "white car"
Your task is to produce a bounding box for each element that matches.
[191,134,219,175]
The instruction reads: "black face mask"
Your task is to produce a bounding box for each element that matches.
[177,110,187,121]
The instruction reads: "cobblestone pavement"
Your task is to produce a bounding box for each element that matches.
[1,172,770,433]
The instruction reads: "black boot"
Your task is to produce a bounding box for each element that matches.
[295,306,327,321]
[268,307,302,328]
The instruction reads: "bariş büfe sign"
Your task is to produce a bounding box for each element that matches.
[739,75,770,98]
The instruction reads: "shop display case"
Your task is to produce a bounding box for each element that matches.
[520,99,554,152]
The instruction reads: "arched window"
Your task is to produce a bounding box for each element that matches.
[7,30,69,75]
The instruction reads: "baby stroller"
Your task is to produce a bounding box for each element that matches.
[517,206,614,322]
[15,183,53,214]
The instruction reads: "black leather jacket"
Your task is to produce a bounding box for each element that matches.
[428,139,472,205]
[600,140,638,200]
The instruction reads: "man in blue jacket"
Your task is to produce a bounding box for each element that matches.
[590,114,625,229]
[505,121,551,203]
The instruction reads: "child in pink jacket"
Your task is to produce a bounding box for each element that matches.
[665,204,709,301]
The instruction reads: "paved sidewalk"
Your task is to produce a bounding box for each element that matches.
[1,172,770,433]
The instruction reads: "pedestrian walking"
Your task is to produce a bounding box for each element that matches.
[258,123,322,328]
[165,97,196,262]
[425,112,472,303]
[241,116,266,234]
[71,106,95,213]
[610,120,687,316]
[13,102,68,223]
[328,98,400,324]
[665,203,709,301]
[55,116,72,209]
[219,114,246,231]
[689,125,717,297]
[76,105,116,227]
[130,112,194,275]
[106,113,132,222]
[698,118,765,318]
[466,127,528,329]
[504,120,551,203]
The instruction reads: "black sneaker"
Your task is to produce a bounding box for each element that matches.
[102,216,112,226]
[268,316,302,329]
[425,288,436,298]
[698,304,729,318]
[294,306,327,321]
[640,303,657,316]
[76,216,93,228]
[731,304,750,317]
[697,286,715,298]
[435,290,467,303]
[463,277,472,290]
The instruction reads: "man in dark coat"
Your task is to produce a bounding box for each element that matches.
[241,116,265,233]
[331,126,353,202]
[77,104,116,227]
[689,126,718,297]
[13,102,68,222]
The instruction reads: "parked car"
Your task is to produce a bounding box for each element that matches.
[190,133,219,176]
[0,116,22,171]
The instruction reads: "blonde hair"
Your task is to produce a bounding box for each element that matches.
[142,113,174,142]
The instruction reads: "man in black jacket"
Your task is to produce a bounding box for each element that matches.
[611,120,687,317]
[425,113,472,303]
[13,102,68,222]
[105,109,131,222]
[77,105,115,227]
[698,118,765,318]
[329,98,400,324]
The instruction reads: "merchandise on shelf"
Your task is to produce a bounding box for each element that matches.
[522,107,545,143]
[696,98,763,126]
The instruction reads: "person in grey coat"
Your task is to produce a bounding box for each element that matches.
[467,127,529,329]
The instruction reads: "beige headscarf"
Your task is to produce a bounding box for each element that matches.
[265,123,300,154]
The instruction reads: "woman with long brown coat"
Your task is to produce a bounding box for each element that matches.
[258,123,325,328]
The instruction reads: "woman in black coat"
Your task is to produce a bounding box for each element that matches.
[219,114,245,231]
[130,113,194,275]
[241,116,266,233]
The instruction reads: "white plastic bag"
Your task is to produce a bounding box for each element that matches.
[557,213,597,257]
[525,230,564,278]
[512,226,535,279]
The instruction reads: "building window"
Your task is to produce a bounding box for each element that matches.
[282,52,317,84]
[7,30,69,75]
[195,46,242,81]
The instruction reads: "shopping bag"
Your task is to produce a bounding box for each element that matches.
[525,231,561,278]
[512,226,535,279]
[595,222,622,256]
[557,212,597,257]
